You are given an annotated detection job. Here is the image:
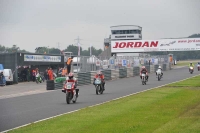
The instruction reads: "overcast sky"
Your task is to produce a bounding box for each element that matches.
[0,0,200,52]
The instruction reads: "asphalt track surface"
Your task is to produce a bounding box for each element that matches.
[0,67,199,132]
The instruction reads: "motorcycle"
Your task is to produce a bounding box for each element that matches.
[36,73,43,84]
[197,65,200,71]
[62,81,79,104]
[189,66,194,74]
[94,78,104,95]
[157,69,162,81]
[141,73,147,85]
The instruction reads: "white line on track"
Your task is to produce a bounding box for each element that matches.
[1,73,199,133]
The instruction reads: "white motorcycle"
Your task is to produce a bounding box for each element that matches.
[156,69,162,81]
[141,73,147,85]
[189,66,194,74]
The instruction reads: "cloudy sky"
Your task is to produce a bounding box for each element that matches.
[0,0,200,52]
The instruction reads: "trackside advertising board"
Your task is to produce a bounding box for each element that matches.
[111,38,200,53]
[24,54,61,62]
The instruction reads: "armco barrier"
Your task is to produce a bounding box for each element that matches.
[119,68,127,78]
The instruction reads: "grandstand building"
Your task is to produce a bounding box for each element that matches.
[100,25,142,57]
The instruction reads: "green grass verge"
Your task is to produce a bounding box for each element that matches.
[176,60,198,67]
[9,76,200,133]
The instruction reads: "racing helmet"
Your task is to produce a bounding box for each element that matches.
[158,66,161,69]
[68,72,74,79]
[97,71,102,76]
[142,66,145,69]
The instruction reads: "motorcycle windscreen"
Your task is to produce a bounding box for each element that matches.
[95,79,101,84]
[141,74,146,77]
[66,82,73,89]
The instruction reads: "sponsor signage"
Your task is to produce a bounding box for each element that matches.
[111,34,141,40]
[111,38,200,53]
[24,54,61,62]
[122,59,127,66]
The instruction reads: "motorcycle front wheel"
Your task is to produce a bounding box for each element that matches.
[66,92,71,104]
[158,74,160,81]
[96,85,100,95]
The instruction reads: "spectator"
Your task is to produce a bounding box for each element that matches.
[62,67,67,77]
[0,72,6,86]
[58,67,62,77]
[66,57,73,74]
[32,69,36,82]
[44,69,49,80]
[48,68,53,80]
[26,67,30,82]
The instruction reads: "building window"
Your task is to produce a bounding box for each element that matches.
[111,30,141,34]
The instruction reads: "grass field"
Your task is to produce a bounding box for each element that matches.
[9,76,200,133]
[176,60,199,67]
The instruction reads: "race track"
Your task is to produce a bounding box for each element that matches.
[0,67,199,132]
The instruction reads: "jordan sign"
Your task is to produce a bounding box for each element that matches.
[111,38,200,53]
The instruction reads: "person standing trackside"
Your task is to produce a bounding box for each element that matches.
[48,68,54,80]
[66,57,73,75]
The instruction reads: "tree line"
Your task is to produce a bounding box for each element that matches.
[0,44,103,56]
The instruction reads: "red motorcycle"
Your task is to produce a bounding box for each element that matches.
[62,80,79,104]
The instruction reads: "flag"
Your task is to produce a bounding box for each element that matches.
[78,43,81,56]
[90,44,92,56]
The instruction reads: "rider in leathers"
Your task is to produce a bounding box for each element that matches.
[188,62,194,71]
[63,72,79,96]
[156,65,163,77]
[140,66,149,81]
[93,71,105,90]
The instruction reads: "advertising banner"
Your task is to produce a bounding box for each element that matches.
[24,54,61,62]
[96,59,101,66]
[111,38,200,53]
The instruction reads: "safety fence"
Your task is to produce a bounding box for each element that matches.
[48,63,172,90]
[70,55,169,73]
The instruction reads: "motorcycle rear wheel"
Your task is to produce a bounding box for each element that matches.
[100,85,103,94]
[72,96,77,103]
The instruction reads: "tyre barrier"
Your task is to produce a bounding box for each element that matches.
[154,65,159,72]
[162,64,167,71]
[119,68,127,78]
[145,65,150,73]
[46,64,171,89]
[54,82,63,90]
[102,69,111,80]
[133,66,140,76]
[46,80,55,90]
[77,72,91,86]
